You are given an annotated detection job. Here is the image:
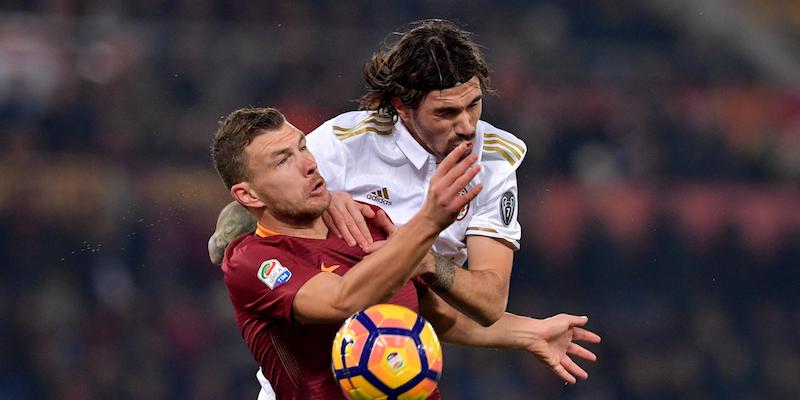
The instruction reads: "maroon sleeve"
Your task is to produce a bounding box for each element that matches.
[223,238,322,322]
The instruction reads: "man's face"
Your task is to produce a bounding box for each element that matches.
[243,123,331,223]
[400,76,483,162]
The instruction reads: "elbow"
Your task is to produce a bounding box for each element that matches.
[475,307,504,327]
[329,291,362,321]
[476,292,508,327]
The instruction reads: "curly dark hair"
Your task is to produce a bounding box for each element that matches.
[211,107,286,189]
[359,19,492,117]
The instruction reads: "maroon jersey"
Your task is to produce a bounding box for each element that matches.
[222,211,441,399]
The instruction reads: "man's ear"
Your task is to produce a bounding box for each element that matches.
[231,182,265,209]
[391,97,412,122]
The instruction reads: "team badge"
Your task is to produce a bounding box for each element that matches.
[257,259,292,289]
[456,187,470,221]
[500,191,515,226]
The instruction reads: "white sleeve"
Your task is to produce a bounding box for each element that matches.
[465,165,521,250]
[306,121,347,192]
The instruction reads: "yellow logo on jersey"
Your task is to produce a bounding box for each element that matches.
[321,262,341,273]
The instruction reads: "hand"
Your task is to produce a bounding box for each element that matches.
[208,201,257,265]
[421,143,483,229]
[522,314,601,384]
[321,191,375,249]
[361,210,395,253]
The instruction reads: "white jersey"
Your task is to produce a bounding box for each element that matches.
[307,110,526,265]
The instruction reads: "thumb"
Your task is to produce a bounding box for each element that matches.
[360,204,376,218]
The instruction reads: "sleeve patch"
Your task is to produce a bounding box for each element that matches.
[500,191,515,226]
[256,259,292,289]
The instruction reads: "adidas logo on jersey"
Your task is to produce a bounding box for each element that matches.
[366,188,392,205]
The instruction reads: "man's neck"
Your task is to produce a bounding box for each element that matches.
[257,213,328,239]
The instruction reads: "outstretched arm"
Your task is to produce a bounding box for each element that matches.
[418,286,601,384]
[208,201,256,264]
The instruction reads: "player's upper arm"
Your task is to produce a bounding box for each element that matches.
[466,235,513,302]
[292,272,357,325]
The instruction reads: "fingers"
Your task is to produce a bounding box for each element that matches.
[551,365,577,385]
[373,209,397,235]
[573,327,602,344]
[360,204,376,219]
[430,152,481,212]
[436,155,479,202]
[567,343,597,362]
[326,202,357,246]
[321,212,341,239]
[436,142,471,173]
[561,355,589,381]
[344,200,373,247]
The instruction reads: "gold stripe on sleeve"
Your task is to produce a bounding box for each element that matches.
[466,226,498,233]
[332,117,394,132]
[483,139,522,159]
[484,133,526,154]
[482,145,516,165]
[335,126,393,141]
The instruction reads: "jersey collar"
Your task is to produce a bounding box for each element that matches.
[255,223,279,238]
[394,119,431,170]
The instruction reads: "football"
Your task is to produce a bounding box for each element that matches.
[331,304,443,400]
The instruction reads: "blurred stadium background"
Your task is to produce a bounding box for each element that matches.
[2,1,799,399]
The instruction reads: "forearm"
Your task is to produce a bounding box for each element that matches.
[422,254,508,326]
[420,289,532,349]
[333,214,439,313]
[439,311,536,349]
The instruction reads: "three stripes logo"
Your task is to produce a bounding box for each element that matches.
[483,133,526,166]
[367,187,392,205]
[333,116,393,141]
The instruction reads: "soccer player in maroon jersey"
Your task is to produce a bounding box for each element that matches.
[211,107,600,399]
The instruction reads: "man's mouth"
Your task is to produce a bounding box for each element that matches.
[309,178,325,195]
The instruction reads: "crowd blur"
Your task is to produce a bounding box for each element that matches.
[1,1,799,399]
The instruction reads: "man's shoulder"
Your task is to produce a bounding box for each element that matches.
[478,120,527,172]
[223,234,295,274]
[309,110,395,144]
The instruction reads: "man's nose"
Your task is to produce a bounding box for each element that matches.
[301,152,317,175]
[454,111,474,136]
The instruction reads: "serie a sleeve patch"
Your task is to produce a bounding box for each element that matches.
[256,259,293,289]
